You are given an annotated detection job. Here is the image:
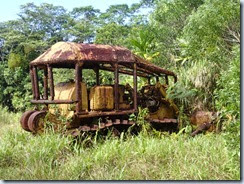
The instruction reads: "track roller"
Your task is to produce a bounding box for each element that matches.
[28,111,47,133]
[20,110,37,132]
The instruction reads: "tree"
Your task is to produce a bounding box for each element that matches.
[150,0,204,64]
[95,23,131,46]
[0,3,72,111]
[180,0,240,63]
[18,3,69,43]
[99,4,131,25]
[67,6,100,43]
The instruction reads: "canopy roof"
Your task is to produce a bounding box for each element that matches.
[30,42,176,77]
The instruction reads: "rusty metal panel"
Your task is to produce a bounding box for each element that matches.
[29,42,176,78]
[28,40,179,114]
[30,42,135,65]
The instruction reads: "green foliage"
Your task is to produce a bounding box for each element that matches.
[0,63,32,111]
[150,0,204,64]
[150,0,240,112]
[214,46,240,167]
[95,23,131,46]
[67,6,100,43]
[129,28,159,61]
[99,4,131,25]
[215,46,240,119]
[166,82,198,111]
[19,3,69,43]
[8,53,23,68]
[53,68,75,85]
[181,0,240,62]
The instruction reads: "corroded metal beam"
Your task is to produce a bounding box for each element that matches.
[43,67,48,100]
[31,99,77,104]
[99,65,150,78]
[165,75,169,85]
[133,63,137,112]
[114,63,119,111]
[75,63,82,114]
[30,67,36,99]
[77,109,135,118]
[33,66,40,100]
[48,65,54,100]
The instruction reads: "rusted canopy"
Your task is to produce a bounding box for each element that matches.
[30,42,176,77]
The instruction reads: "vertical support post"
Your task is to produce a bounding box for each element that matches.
[174,76,177,83]
[147,77,150,85]
[43,67,48,100]
[75,63,82,114]
[48,65,54,100]
[156,76,159,82]
[114,63,119,111]
[95,68,100,85]
[165,75,169,85]
[80,68,83,82]
[33,66,40,100]
[133,63,137,112]
[30,67,36,99]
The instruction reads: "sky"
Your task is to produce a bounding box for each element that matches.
[0,0,141,22]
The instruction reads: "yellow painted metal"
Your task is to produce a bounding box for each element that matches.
[149,82,179,120]
[150,104,175,119]
[90,86,114,110]
[49,82,88,117]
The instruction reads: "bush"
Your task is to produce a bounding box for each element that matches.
[215,46,240,119]
[214,45,240,170]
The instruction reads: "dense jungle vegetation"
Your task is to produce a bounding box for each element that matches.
[0,0,240,180]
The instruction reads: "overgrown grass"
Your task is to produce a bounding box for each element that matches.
[0,108,240,180]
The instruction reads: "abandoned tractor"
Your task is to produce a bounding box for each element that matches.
[20,42,179,136]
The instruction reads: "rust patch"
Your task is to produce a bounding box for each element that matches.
[190,111,214,126]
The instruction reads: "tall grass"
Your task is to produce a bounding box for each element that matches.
[0,108,240,180]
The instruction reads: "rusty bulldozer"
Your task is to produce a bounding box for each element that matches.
[20,42,179,136]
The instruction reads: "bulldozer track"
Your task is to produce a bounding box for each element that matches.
[69,118,178,136]
[70,119,136,136]
[21,110,178,136]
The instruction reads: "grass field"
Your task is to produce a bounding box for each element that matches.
[0,107,240,180]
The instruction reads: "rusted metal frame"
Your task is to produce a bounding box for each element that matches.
[94,67,100,85]
[165,75,169,85]
[99,65,149,78]
[147,77,151,85]
[118,62,156,76]
[75,63,82,114]
[148,118,177,124]
[137,66,156,76]
[122,65,157,78]
[174,76,177,83]
[33,66,40,100]
[30,60,76,67]
[30,67,36,99]
[137,61,176,77]
[114,63,119,111]
[31,99,77,104]
[133,63,138,112]
[77,109,135,118]
[47,65,55,100]
[156,76,159,82]
[43,67,48,100]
